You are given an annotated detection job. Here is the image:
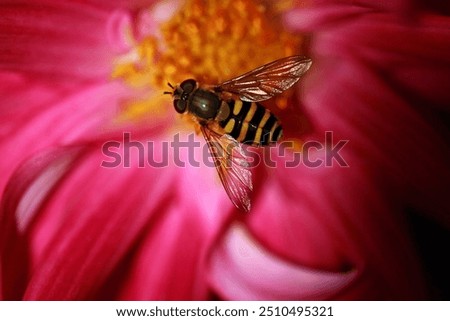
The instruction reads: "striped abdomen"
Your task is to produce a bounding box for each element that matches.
[218,100,282,146]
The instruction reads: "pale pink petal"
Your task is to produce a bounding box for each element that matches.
[14,150,80,233]
[133,0,181,40]
[209,223,357,300]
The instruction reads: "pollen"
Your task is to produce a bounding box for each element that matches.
[113,0,305,120]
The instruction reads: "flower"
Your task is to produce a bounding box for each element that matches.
[1,0,449,300]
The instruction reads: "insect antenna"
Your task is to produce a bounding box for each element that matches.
[163,82,175,95]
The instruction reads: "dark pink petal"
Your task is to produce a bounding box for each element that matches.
[0,2,134,81]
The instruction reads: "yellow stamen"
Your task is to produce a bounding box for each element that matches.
[113,0,305,121]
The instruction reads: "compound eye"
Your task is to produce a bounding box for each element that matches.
[180,79,196,93]
[174,99,187,113]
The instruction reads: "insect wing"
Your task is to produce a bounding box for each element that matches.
[216,55,312,102]
[201,126,253,212]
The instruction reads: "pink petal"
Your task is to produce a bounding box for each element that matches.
[221,0,450,299]
[0,2,134,81]
[133,0,181,40]
[104,134,236,300]
[0,147,81,299]
[209,223,357,300]
[287,3,450,226]
[245,150,429,299]
[76,0,159,10]
[0,143,167,299]
[208,147,430,299]
[0,77,168,193]
[115,203,218,300]
[1,128,231,299]
[284,5,371,32]
[207,0,450,300]
[21,148,177,299]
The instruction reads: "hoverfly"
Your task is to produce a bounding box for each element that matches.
[164,55,312,212]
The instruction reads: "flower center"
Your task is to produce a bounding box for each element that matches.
[113,0,305,121]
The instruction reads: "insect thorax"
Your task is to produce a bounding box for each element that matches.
[188,89,221,120]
